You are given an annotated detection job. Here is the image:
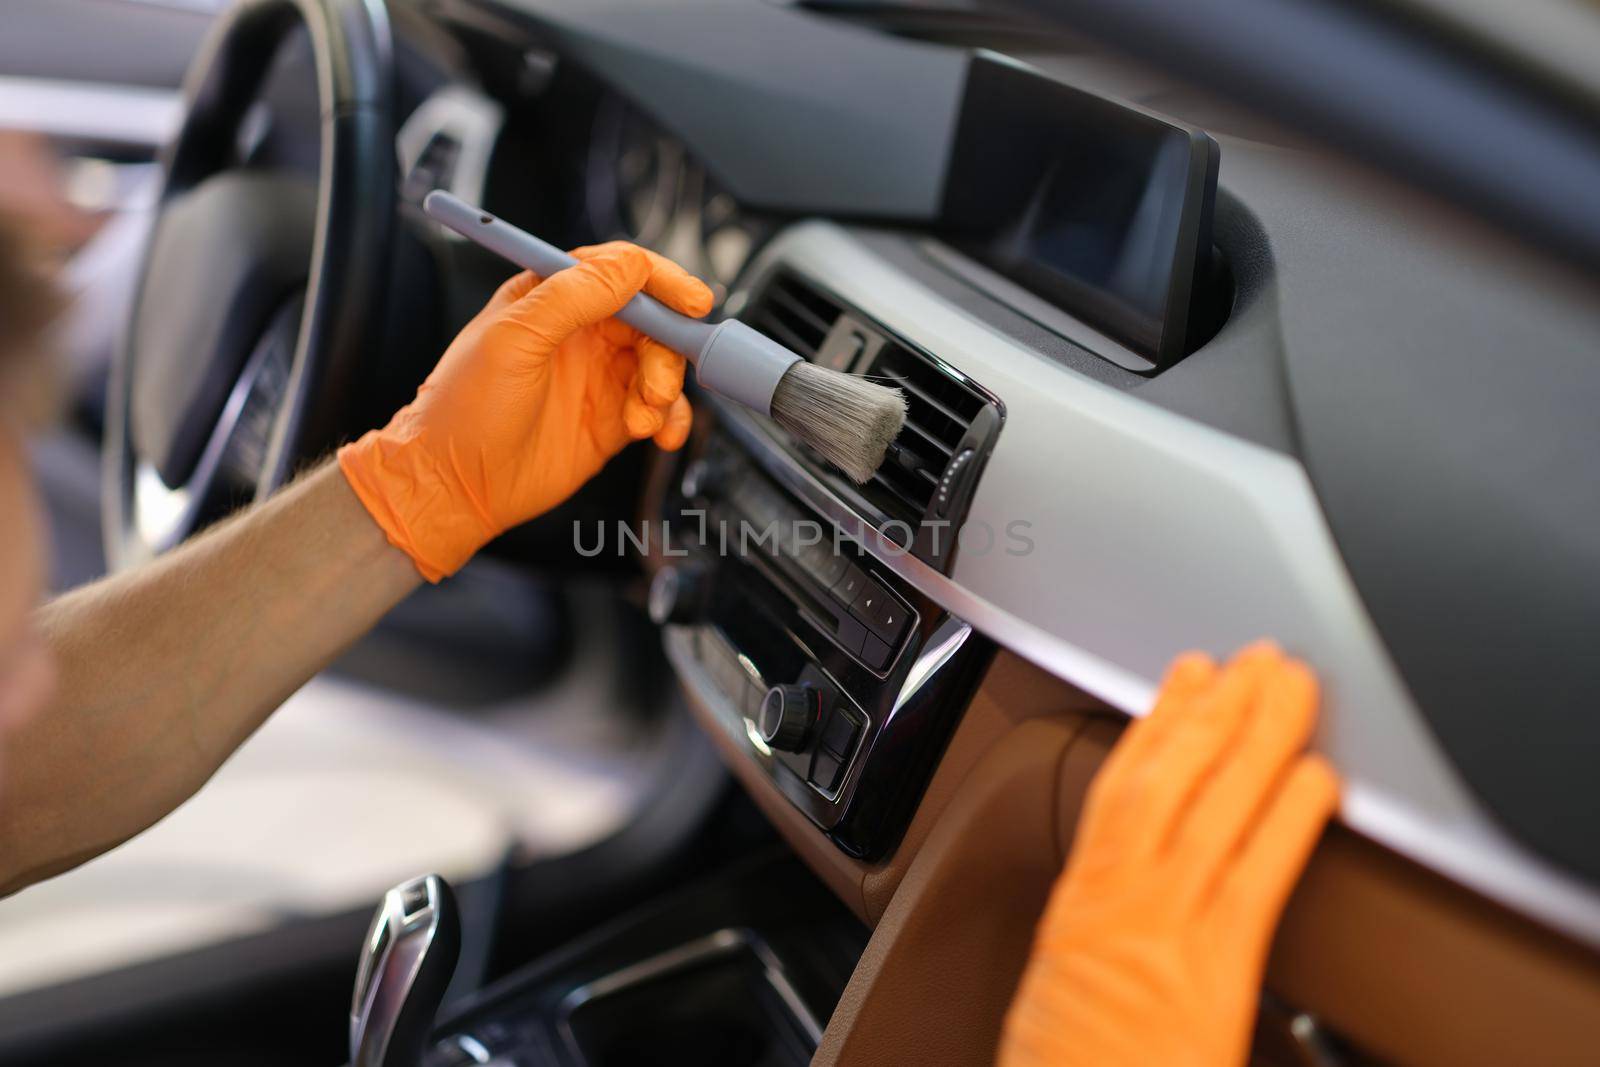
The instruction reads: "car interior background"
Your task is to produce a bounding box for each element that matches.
[2,0,1599,1065]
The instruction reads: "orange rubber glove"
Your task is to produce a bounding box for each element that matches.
[998,642,1340,1067]
[339,242,713,581]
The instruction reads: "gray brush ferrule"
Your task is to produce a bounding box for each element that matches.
[693,320,801,415]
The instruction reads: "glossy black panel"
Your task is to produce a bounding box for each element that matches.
[660,423,993,862]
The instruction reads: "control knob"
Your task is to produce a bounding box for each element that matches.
[758,683,826,751]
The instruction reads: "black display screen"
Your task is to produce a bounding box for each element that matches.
[942,56,1219,370]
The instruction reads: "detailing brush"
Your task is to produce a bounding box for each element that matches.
[424,191,906,483]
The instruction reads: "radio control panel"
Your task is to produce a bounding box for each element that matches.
[657,412,993,860]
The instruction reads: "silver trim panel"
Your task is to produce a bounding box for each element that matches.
[717,221,1600,949]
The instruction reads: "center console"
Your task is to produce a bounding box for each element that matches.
[650,270,1003,861]
[411,267,1004,1067]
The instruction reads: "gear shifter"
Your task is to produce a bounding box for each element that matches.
[351,874,461,1067]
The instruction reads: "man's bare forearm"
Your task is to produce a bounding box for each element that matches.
[0,462,421,894]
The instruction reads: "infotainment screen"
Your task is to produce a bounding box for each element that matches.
[941,55,1220,372]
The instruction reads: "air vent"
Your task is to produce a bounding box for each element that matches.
[863,340,989,519]
[746,273,840,360]
[740,272,1001,569]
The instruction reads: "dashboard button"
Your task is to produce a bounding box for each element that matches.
[816,553,849,588]
[834,613,867,657]
[850,582,908,644]
[820,709,860,756]
[798,541,848,587]
[810,750,845,792]
[832,564,868,604]
[861,633,893,671]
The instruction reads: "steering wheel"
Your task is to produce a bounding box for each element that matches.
[103,0,395,569]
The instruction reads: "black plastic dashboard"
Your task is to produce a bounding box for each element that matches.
[414,0,1600,944]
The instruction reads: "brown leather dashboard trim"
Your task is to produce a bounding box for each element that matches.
[1269,825,1600,1066]
[813,718,1091,1067]
[680,647,1600,1066]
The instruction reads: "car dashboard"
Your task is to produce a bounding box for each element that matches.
[390,0,1600,1062]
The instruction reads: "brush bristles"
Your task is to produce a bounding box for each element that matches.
[769,361,907,483]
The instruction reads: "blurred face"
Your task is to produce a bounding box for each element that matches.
[0,430,53,762]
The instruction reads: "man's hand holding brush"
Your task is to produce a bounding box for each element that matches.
[339,242,713,582]
[8,239,735,891]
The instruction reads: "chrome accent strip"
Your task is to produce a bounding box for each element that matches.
[890,616,973,721]
[556,928,823,1052]
[714,221,1600,949]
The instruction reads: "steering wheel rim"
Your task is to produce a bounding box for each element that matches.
[103,0,394,569]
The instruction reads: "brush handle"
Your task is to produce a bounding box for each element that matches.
[423,190,800,416]
[423,190,716,361]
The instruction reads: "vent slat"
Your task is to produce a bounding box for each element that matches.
[767,285,833,338]
[871,469,928,514]
[880,373,968,428]
[742,274,987,524]
[767,302,827,352]
[898,418,954,457]
[879,461,927,491]
[751,310,816,360]
[756,276,839,357]
[904,405,962,443]
[874,346,985,420]
[865,338,987,516]
[775,276,843,325]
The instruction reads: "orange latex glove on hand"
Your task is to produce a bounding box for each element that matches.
[339,242,712,581]
[999,643,1340,1067]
